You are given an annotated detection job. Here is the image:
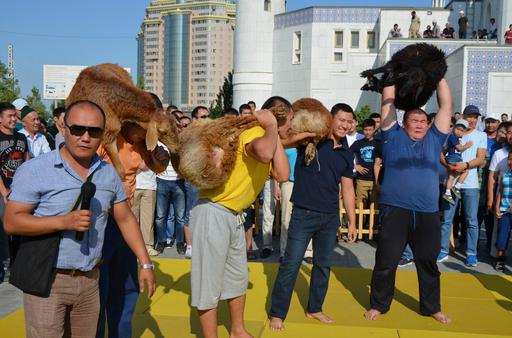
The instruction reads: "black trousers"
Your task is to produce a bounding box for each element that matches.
[370,205,441,315]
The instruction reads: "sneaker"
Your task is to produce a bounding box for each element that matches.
[147,247,159,257]
[451,186,462,200]
[260,248,272,259]
[165,239,175,248]
[185,245,192,259]
[495,259,506,272]
[436,252,449,263]
[177,242,186,255]
[398,257,414,267]
[466,255,478,267]
[155,242,165,254]
[303,257,313,265]
[442,193,455,205]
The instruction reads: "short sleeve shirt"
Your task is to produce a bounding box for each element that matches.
[350,138,382,181]
[291,139,354,214]
[459,129,487,189]
[379,124,448,212]
[0,130,28,189]
[446,133,461,157]
[9,150,127,271]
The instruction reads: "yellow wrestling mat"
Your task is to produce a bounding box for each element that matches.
[1,259,511,337]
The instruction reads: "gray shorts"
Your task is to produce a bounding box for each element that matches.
[190,200,248,310]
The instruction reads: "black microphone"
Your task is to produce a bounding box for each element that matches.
[75,181,96,241]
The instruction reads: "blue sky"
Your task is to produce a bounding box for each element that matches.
[0,0,430,103]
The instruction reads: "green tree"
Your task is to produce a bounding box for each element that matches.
[26,86,47,120]
[355,104,372,130]
[210,71,233,119]
[0,59,21,102]
[137,76,144,90]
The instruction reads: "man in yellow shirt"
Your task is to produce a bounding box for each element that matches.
[190,105,290,338]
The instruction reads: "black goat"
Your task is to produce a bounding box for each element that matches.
[360,43,447,111]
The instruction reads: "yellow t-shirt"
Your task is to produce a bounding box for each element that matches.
[200,126,270,213]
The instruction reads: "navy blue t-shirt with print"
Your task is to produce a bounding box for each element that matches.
[379,124,448,213]
[350,138,382,181]
[291,139,354,214]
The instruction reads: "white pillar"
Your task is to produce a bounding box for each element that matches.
[498,0,512,44]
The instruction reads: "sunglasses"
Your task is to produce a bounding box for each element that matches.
[65,123,104,138]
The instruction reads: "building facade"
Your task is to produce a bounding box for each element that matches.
[137,0,236,109]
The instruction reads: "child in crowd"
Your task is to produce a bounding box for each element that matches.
[494,151,512,271]
[443,119,473,204]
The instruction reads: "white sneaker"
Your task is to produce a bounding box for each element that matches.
[185,245,192,259]
[147,247,159,257]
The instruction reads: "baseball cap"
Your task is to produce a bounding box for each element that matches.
[463,105,480,116]
[455,119,469,129]
[484,112,500,121]
[12,98,28,111]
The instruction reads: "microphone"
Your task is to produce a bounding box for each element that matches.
[75,181,96,241]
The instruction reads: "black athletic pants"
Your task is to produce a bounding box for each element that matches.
[370,204,441,315]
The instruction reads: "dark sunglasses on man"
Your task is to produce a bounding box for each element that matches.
[65,123,104,138]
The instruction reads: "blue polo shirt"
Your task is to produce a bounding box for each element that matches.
[9,149,127,271]
[379,124,447,212]
[291,139,354,214]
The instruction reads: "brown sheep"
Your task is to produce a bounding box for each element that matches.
[66,63,180,178]
[289,98,332,165]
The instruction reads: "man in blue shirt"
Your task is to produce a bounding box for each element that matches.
[3,101,155,337]
[364,79,452,324]
[269,102,357,330]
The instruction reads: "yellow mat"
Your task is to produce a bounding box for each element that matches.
[1,259,511,337]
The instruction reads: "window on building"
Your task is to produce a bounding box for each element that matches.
[334,52,343,62]
[367,31,376,49]
[293,31,302,64]
[351,31,359,48]
[334,31,343,48]
[264,0,271,12]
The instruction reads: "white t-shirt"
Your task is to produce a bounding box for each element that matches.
[156,142,179,181]
[489,147,509,173]
[346,132,364,147]
[136,169,157,190]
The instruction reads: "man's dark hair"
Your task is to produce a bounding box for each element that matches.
[223,108,239,117]
[179,116,191,122]
[148,93,163,109]
[331,103,355,119]
[362,119,376,128]
[191,105,208,118]
[0,102,16,116]
[501,113,508,118]
[261,96,291,110]
[369,112,381,119]
[499,121,512,131]
[166,104,177,113]
[65,100,106,126]
[40,119,48,127]
[52,107,66,118]
[247,101,256,106]
[239,103,251,112]
[403,108,428,122]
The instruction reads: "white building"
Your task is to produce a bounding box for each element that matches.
[233,0,512,116]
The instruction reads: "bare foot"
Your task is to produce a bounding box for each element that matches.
[269,316,285,331]
[306,312,335,324]
[364,309,381,321]
[229,328,253,338]
[432,311,451,324]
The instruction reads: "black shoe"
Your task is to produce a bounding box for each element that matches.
[279,256,284,264]
[165,239,175,248]
[155,242,165,254]
[247,250,257,260]
[496,257,506,271]
[303,257,313,265]
[260,248,272,259]
[177,242,186,255]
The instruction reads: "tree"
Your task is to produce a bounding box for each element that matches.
[137,76,144,90]
[0,59,21,103]
[26,86,47,120]
[210,71,233,119]
[355,104,372,130]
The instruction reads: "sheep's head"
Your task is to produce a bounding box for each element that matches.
[146,111,180,155]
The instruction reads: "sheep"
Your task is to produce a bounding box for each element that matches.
[66,63,180,178]
[360,43,447,111]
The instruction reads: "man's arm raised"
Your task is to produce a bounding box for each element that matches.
[434,78,453,134]
[245,109,279,163]
[380,85,397,131]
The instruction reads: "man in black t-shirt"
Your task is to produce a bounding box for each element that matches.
[458,11,469,38]
[350,119,382,208]
[0,102,29,282]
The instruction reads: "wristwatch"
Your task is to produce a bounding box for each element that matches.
[140,263,155,270]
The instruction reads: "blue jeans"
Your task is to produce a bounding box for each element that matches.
[155,178,186,243]
[270,206,340,320]
[440,188,479,256]
[97,216,139,338]
[402,244,414,260]
[496,213,512,251]
[183,181,199,225]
